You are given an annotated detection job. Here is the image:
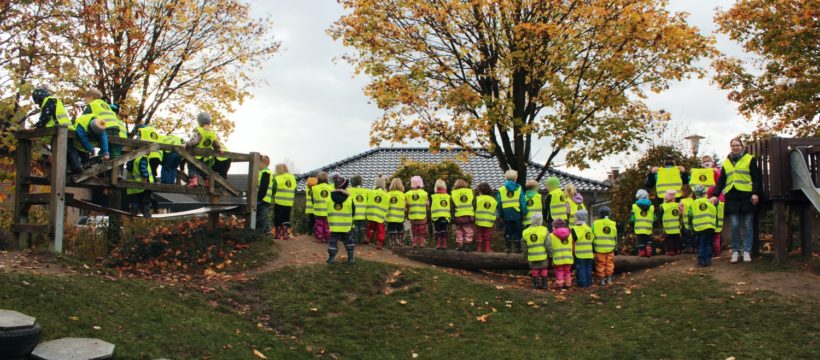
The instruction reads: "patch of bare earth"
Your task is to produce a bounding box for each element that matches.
[0,249,73,276]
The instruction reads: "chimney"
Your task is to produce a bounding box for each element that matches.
[609,167,620,182]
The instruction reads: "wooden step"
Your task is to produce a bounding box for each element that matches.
[12,224,51,234]
[19,193,51,205]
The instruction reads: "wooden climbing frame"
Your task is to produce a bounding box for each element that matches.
[12,125,261,253]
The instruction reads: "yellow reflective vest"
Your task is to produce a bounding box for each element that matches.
[138,126,163,161]
[430,193,451,221]
[660,202,681,235]
[523,192,543,226]
[127,156,154,195]
[497,185,521,211]
[547,188,568,221]
[572,224,594,259]
[723,154,753,193]
[632,204,655,235]
[690,168,716,187]
[405,189,428,221]
[367,189,389,223]
[593,218,617,253]
[258,168,273,204]
[523,226,548,262]
[386,190,406,223]
[274,173,297,206]
[656,167,683,197]
[550,233,574,265]
[681,197,694,231]
[311,183,333,217]
[690,198,717,232]
[41,96,73,129]
[452,188,475,217]
[475,195,497,228]
[327,196,354,233]
[349,187,370,221]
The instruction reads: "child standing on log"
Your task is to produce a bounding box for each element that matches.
[366,176,390,249]
[631,189,656,257]
[311,172,333,243]
[688,185,717,267]
[348,175,370,244]
[593,206,617,285]
[659,189,682,256]
[386,178,407,248]
[550,219,573,290]
[523,214,549,290]
[571,209,594,288]
[406,176,429,248]
[679,185,695,253]
[451,179,476,251]
[431,179,451,250]
[326,176,356,264]
[496,170,527,254]
[305,175,317,236]
[474,183,498,253]
[522,180,543,228]
[544,176,568,231]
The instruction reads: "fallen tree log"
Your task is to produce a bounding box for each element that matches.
[391,248,680,273]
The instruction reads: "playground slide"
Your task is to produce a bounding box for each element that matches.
[789,148,820,212]
[144,205,239,219]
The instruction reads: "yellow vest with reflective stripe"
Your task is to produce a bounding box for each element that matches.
[327,196,354,233]
[349,187,370,221]
[311,183,333,217]
[258,168,273,204]
[681,197,694,231]
[632,204,654,235]
[523,193,543,226]
[723,154,753,193]
[660,202,681,235]
[452,188,475,217]
[366,189,389,223]
[305,188,314,215]
[716,201,725,232]
[497,186,521,211]
[42,97,74,129]
[550,233,574,265]
[475,195,497,228]
[195,126,216,149]
[691,198,717,232]
[127,156,154,195]
[88,99,125,138]
[593,218,617,253]
[690,168,716,187]
[386,190,406,223]
[656,167,683,197]
[523,226,548,262]
[274,173,297,206]
[72,114,99,150]
[548,188,568,221]
[568,200,585,223]
[430,194,451,221]
[138,126,164,160]
[571,224,594,259]
[405,189,428,220]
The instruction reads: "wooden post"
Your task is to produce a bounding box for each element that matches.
[772,201,789,263]
[12,139,32,249]
[246,152,260,230]
[208,195,221,232]
[49,126,68,253]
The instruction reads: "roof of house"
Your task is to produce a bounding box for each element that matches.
[294,147,610,192]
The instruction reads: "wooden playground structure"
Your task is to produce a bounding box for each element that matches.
[11,125,262,253]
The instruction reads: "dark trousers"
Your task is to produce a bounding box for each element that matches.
[637,234,653,249]
[257,202,272,234]
[352,220,368,244]
[503,219,523,250]
[307,214,315,235]
[160,152,182,184]
[128,190,152,217]
[665,233,681,254]
[66,142,85,174]
[328,232,354,256]
[273,205,292,227]
[575,258,594,287]
[696,230,715,266]
[213,159,231,178]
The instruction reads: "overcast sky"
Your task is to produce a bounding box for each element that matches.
[225,0,753,180]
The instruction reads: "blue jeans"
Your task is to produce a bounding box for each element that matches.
[696,230,714,266]
[328,231,354,256]
[729,213,754,253]
[575,258,594,287]
[160,152,182,184]
[257,202,271,234]
[352,220,367,244]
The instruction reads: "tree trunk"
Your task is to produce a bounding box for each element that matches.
[391,248,679,273]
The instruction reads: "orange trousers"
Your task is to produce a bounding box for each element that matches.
[594,252,615,277]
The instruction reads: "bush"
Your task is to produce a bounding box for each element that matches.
[391,158,473,192]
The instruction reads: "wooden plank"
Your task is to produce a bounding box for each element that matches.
[12,224,51,234]
[14,127,57,140]
[176,147,240,196]
[246,152,260,230]
[20,193,51,205]
[13,139,32,249]
[50,126,68,253]
[102,136,251,162]
[72,143,160,183]
[66,196,132,216]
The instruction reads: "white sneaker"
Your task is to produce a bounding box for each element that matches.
[743,251,752,263]
[731,252,740,263]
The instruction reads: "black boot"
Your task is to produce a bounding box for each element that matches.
[505,240,512,254]
[326,252,336,264]
[514,240,522,253]
[531,277,539,289]
[347,249,355,264]
[540,277,548,290]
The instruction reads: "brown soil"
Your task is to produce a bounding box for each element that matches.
[0,249,73,276]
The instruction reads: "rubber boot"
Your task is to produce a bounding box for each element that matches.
[606,275,613,284]
[187,175,200,188]
[645,245,653,257]
[514,240,522,254]
[377,240,383,250]
[540,277,548,290]
[485,240,493,253]
[282,226,290,240]
[532,277,539,289]
[347,249,355,264]
[505,240,512,254]
[326,253,336,264]
[638,248,646,257]
[203,177,210,188]
[600,277,607,286]
[142,210,152,218]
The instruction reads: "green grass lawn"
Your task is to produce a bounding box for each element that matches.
[1,260,817,359]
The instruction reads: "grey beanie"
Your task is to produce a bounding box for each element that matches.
[574,209,588,223]
[197,112,212,125]
[530,213,543,226]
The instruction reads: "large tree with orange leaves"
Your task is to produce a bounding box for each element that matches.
[330,0,714,183]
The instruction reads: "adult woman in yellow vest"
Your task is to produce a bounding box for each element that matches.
[711,138,762,263]
[30,88,83,174]
[693,155,726,258]
[570,210,594,288]
[544,176,568,231]
[184,112,223,187]
[522,180,542,227]
[348,175,370,245]
[451,179,476,251]
[549,219,574,290]
[406,176,430,248]
[256,156,274,235]
[475,183,498,253]
[496,170,527,254]
[689,185,717,267]
[126,154,154,218]
[311,172,334,243]
[630,189,656,257]
[431,179,451,250]
[272,163,297,240]
[326,176,357,264]
[646,155,690,200]
[522,214,549,289]
[386,178,407,248]
[366,176,390,249]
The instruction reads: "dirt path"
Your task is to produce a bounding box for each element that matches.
[0,250,72,276]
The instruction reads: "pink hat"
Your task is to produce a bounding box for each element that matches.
[664,189,677,201]
[411,176,424,188]
[573,193,583,204]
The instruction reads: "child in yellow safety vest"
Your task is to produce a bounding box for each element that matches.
[565,184,586,221]
[688,185,717,267]
[497,170,527,254]
[451,179,476,251]
[431,179,451,250]
[550,219,573,290]
[127,155,154,218]
[544,176,568,231]
[698,155,726,257]
[273,163,297,240]
[348,175,370,245]
[366,176,390,250]
[593,207,617,285]
[326,176,356,264]
[386,178,407,248]
[631,189,656,257]
[659,189,683,256]
[406,176,430,248]
[679,185,696,253]
[523,214,549,290]
[522,180,543,228]
[305,176,317,236]
[311,172,333,243]
[571,210,594,288]
[474,183,498,253]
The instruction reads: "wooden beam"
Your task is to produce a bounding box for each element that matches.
[13,139,32,249]
[773,201,789,263]
[176,147,240,196]
[14,127,57,140]
[66,196,132,216]
[72,143,160,183]
[50,126,68,253]
[246,152,260,230]
[12,224,51,234]
[20,193,51,205]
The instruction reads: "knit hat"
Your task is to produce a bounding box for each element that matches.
[546,176,560,190]
[410,176,424,188]
[530,213,543,226]
[598,206,611,217]
[197,112,212,125]
[635,189,649,200]
[573,193,583,204]
[664,189,677,201]
[306,177,317,188]
[330,172,342,183]
[89,118,107,136]
[334,176,349,190]
[692,184,707,197]
[350,175,363,187]
[574,209,588,223]
[552,218,567,229]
